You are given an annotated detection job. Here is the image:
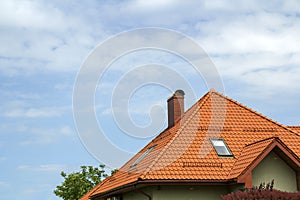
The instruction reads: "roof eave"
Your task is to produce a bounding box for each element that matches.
[91,178,237,199]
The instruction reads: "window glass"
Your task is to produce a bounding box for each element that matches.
[131,144,157,167]
[210,138,232,156]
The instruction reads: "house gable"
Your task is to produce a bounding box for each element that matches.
[252,151,297,192]
[229,137,300,190]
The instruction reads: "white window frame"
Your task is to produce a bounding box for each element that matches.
[210,138,233,156]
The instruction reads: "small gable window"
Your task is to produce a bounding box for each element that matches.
[210,138,233,156]
[131,144,157,167]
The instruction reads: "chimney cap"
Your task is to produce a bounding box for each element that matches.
[175,89,185,96]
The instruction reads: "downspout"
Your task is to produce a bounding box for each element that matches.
[137,190,152,200]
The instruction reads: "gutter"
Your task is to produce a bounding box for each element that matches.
[91,178,237,199]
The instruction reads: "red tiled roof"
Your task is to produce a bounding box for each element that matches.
[228,137,300,180]
[288,126,300,133]
[88,90,300,199]
[228,137,274,179]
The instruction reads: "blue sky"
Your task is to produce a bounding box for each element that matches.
[1,0,300,199]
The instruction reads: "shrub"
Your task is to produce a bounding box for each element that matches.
[222,180,300,200]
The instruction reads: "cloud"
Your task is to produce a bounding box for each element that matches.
[238,67,300,96]
[0,181,10,187]
[17,164,67,172]
[189,3,300,100]
[0,0,107,76]
[0,121,75,145]
[0,1,65,30]
[4,107,61,118]
[1,0,299,97]
[199,13,300,55]
[1,98,70,118]
[18,126,74,146]
[132,0,179,10]
[0,156,7,162]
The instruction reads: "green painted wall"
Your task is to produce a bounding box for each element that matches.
[229,184,244,192]
[252,151,297,192]
[122,185,232,200]
[123,192,149,200]
[153,185,229,200]
[122,187,153,200]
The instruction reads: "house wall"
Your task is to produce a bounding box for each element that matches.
[122,187,153,200]
[153,185,229,200]
[123,192,149,200]
[122,185,230,200]
[252,151,297,192]
[229,183,244,192]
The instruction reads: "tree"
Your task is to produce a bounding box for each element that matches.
[110,168,118,175]
[54,164,108,200]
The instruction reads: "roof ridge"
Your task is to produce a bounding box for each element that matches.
[245,136,278,147]
[181,90,212,119]
[211,90,300,137]
[140,91,212,179]
[286,126,300,134]
[170,90,212,126]
[285,126,300,136]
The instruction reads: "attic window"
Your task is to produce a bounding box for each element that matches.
[210,138,233,156]
[131,144,157,167]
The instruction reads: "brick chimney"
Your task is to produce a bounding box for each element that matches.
[167,90,185,128]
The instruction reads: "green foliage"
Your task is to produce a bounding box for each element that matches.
[222,180,300,200]
[54,164,108,200]
[110,168,118,175]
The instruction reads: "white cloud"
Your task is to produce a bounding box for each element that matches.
[0,1,65,30]
[241,67,300,92]
[0,156,7,162]
[133,0,178,10]
[0,181,10,187]
[54,83,73,90]
[18,125,75,145]
[4,107,61,118]
[1,98,70,118]
[17,164,68,172]
[0,0,298,89]
[189,3,300,100]
[0,0,107,75]
[213,52,300,77]
[59,126,73,136]
[198,12,300,55]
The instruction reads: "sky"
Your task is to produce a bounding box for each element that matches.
[1,0,300,199]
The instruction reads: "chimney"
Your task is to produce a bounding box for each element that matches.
[167,90,185,128]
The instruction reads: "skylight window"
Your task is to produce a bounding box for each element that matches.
[131,145,157,167]
[210,138,233,156]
